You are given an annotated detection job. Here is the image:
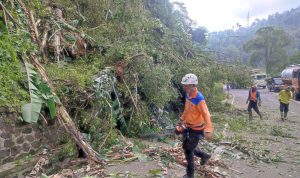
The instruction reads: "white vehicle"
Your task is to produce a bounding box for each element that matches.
[252,73,267,88]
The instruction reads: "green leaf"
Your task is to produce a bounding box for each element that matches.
[21,102,42,123]
[148,169,162,176]
[22,61,57,122]
[82,133,91,141]
[41,174,49,178]
[22,61,44,123]
[46,99,56,119]
[39,83,52,95]
[135,153,148,162]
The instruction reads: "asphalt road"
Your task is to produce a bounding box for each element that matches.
[229,88,300,120]
[227,88,300,178]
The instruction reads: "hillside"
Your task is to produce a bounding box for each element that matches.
[207,5,300,70]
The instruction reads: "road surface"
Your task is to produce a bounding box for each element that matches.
[227,88,300,178]
[230,88,300,120]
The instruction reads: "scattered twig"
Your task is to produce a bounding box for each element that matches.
[2,5,8,30]
[108,156,138,164]
[29,10,40,40]
[116,129,131,145]
[125,53,146,62]
[29,149,49,177]
[228,167,243,174]
[98,99,113,151]
[122,78,138,110]
[0,2,21,28]
[133,73,139,108]
[41,21,50,63]
[39,113,48,125]
[55,19,96,43]
[105,0,113,22]
[48,29,61,41]
[127,108,134,131]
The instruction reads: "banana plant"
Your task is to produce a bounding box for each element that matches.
[22,61,57,123]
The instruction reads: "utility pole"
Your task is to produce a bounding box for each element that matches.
[247,12,250,27]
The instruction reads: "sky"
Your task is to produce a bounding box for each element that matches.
[172,0,300,32]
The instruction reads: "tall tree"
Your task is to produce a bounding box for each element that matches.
[243,26,292,73]
[289,51,300,65]
[191,26,207,45]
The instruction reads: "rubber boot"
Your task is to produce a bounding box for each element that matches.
[258,113,262,119]
[284,112,288,120]
[248,111,253,120]
[281,112,284,121]
[200,154,211,166]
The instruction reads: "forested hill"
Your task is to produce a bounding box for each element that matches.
[207,5,300,69]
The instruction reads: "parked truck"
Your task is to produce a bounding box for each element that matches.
[281,65,300,99]
[251,69,267,88]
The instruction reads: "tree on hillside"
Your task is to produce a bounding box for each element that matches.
[191,27,207,45]
[289,51,300,64]
[243,26,292,74]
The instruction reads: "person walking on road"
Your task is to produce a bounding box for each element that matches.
[176,73,213,178]
[246,85,262,119]
[279,85,293,121]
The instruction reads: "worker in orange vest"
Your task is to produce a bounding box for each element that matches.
[246,85,262,119]
[176,73,213,178]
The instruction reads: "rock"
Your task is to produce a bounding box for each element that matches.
[22,127,32,134]
[4,139,14,148]
[31,141,41,149]
[0,149,10,158]
[2,157,13,164]
[22,143,30,152]
[11,146,21,157]
[0,132,11,139]
[25,135,34,142]
[16,136,24,144]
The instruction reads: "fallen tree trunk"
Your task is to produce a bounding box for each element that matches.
[17,0,103,164]
[29,43,102,165]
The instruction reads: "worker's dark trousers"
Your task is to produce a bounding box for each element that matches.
[280,102,289,118]
[280,102,289,113]
[247,100,261,118]
[182,129,210,177]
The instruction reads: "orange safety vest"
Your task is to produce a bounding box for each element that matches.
[250,91,257,101]
[181,89,213,132]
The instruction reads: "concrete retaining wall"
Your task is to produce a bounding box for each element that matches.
[0,110,63,165]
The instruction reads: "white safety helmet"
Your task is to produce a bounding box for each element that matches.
[181,73,198,85]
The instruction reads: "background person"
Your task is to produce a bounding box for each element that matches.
[279,85,293,121]
[246,85,262,119]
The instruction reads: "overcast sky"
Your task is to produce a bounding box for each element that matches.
[172,0,300,32]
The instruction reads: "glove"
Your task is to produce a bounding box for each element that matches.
[175,124,185,135]
[204,132,212,141]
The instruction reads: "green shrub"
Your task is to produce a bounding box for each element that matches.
[0,33,32,108]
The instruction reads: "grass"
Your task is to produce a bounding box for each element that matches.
[228,118,248,132]
[14,154,33,166]
[270,126,294,138]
